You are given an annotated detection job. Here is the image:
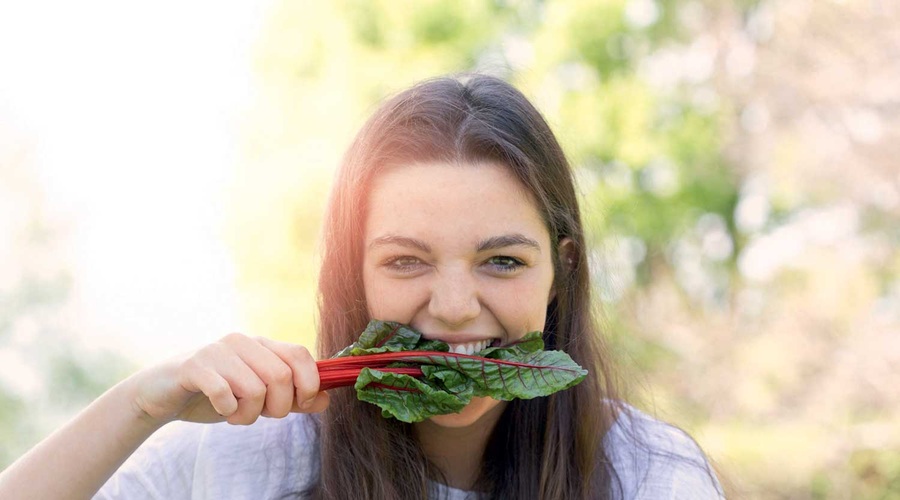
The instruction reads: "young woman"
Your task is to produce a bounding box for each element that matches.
[0,75,724,499]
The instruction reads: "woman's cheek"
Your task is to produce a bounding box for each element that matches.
[364,274,392,318]
[367,278,421,321]
[489,295,547,338]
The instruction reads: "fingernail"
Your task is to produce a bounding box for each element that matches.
[299,397,316,410]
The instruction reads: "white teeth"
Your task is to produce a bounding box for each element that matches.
[448,339,492,355]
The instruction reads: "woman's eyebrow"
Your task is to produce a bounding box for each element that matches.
[477,234,542,253]
[368,235,432,253]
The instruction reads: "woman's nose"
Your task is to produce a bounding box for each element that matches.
[428,268,481,327]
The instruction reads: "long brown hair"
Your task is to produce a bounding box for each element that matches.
[313,74,622,499]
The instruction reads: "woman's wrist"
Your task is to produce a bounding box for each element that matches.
[118,373,173,435]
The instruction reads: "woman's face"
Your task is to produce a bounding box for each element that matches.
[363,161,558,429]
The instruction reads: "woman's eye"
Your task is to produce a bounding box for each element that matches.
[384,256,425,273]
[486,256,525,273]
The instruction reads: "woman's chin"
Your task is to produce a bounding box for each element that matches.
[426,397,507,429]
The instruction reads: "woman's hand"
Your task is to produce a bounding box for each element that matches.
[131,334,330,426]
[0,334,328,499]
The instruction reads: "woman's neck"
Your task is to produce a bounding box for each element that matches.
[413,401,507,491]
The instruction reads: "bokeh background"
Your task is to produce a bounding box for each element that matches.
[2,0,899,498]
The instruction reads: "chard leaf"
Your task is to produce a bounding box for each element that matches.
[339,320,588,422]
[355,367,469,422]
[335,321,443,357]
[420,365,475,399]
[396,350,587,401]
[415,338,451,352]
[477,331,544,359]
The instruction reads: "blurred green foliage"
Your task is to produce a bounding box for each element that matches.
[846,449,900,500]
[0,282,134,469]
[0,391,27,467]
[0,169,134,470]
[0,269,134,470]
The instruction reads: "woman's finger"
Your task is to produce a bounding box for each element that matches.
[255,337,321,409]
[209,340,268,425]
[219,333,295,419]
[182,366,238,418]
[290,390,330,414]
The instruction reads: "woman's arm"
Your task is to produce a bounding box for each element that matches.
[0,375,164,499]
[0,334,329,499]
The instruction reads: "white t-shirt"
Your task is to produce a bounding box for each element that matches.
[94,405,724,499]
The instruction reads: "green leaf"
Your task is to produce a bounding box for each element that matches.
[397,350,587,401]
[477,330,544,358]
[420,365,475,398]
[355,367,469,423]
[335,321,444,357]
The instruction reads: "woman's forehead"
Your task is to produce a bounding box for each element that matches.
[371,160,536,204]
[364,162,550,247]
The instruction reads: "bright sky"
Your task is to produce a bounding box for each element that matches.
[0,0,275,363]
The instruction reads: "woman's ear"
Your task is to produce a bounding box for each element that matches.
[549,237,576,302]
[558,237,576,274]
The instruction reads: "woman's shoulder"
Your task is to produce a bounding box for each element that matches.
[603,404,725,499]
[96,413,320,499]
